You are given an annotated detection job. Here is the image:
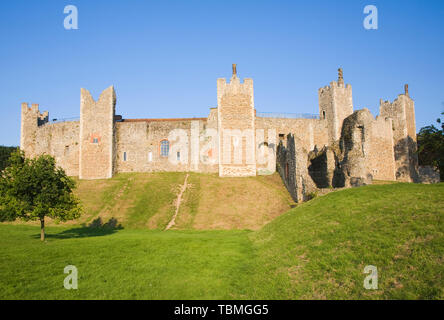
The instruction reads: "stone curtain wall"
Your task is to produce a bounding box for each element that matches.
[115,119,218,173]
[34,121,80,177]
[20,103,80,176]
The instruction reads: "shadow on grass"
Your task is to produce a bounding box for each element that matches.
[32,217,124,239]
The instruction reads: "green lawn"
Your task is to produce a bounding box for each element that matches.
[1,183,443,299]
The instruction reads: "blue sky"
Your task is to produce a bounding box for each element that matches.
[0,0,443,146]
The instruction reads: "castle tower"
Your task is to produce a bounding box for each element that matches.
[379,84,418,182]
[318,68,354,145]
[20,103,49,157]
[217,64,256,177]
[79,86,116,179]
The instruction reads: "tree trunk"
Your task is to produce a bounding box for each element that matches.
[40,217,45,241]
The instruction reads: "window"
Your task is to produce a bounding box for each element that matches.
[123,152,127,161]
[148,151,153,162]
[160,140,169,157]
[93,138,99,144]
[177,151,180,161]
[322,111,326,119]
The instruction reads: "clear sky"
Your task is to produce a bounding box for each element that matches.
[0,0,443,146]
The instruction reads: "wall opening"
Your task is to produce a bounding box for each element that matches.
[160,140,169,157]
[308,152,329,188]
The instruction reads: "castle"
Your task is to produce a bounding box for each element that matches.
[20,65,422,201]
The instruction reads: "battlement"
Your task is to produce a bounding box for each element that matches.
[21,103,49,126]
[318,68,354,144]
[18,65,418,184]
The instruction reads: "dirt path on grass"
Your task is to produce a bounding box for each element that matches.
[165,174,189,230]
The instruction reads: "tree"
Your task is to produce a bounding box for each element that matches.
[0,150,82,241]
[0,146,17,171]
[417,112,444,181]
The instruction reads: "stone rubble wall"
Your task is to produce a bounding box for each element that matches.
[379,94,418,182]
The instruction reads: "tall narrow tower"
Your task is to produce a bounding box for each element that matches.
[79,86,116,179]
[379,84,418,182]
[217,64,256,177]
[20,103,48,157]
[318,68,354,145]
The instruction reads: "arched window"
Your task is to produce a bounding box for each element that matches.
[322,111,326,119]
[160,140,169,157]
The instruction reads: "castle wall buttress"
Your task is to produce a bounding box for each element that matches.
[217,65,256,177]
[79,86,116,179]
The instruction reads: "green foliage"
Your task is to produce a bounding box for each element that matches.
[417,112,444,181]
[0,146,17,172]
[0,150,82,239]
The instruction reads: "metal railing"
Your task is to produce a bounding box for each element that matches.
[49,117,80,124]
[256,112,319,119]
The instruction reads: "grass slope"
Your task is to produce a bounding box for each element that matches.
[0,183,443,299]
[12,172,294,230]
[250,183,444,299]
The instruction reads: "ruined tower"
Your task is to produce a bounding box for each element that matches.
[20,103,48,157]
[318,68,354,145]
[379,84,418,182]
[217,64,256,177]
[79,86,116,179]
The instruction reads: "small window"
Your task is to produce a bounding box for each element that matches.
[148,151,153,162]
[322,111,326,119]
[123,152,127,161]
[177,151,180,161]
[93,138,99,144]
[160,140,169,157]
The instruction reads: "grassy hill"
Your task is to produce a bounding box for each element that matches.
[0,178,443,299]
[56,172,294,230]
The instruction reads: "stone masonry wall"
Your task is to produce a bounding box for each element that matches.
[115,119,218,173]
[79,86,116,180]
[217,71,256,177]
[318,75,353,145]
[379,90,418,182]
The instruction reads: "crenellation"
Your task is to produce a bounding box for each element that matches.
[19,65,423,191]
